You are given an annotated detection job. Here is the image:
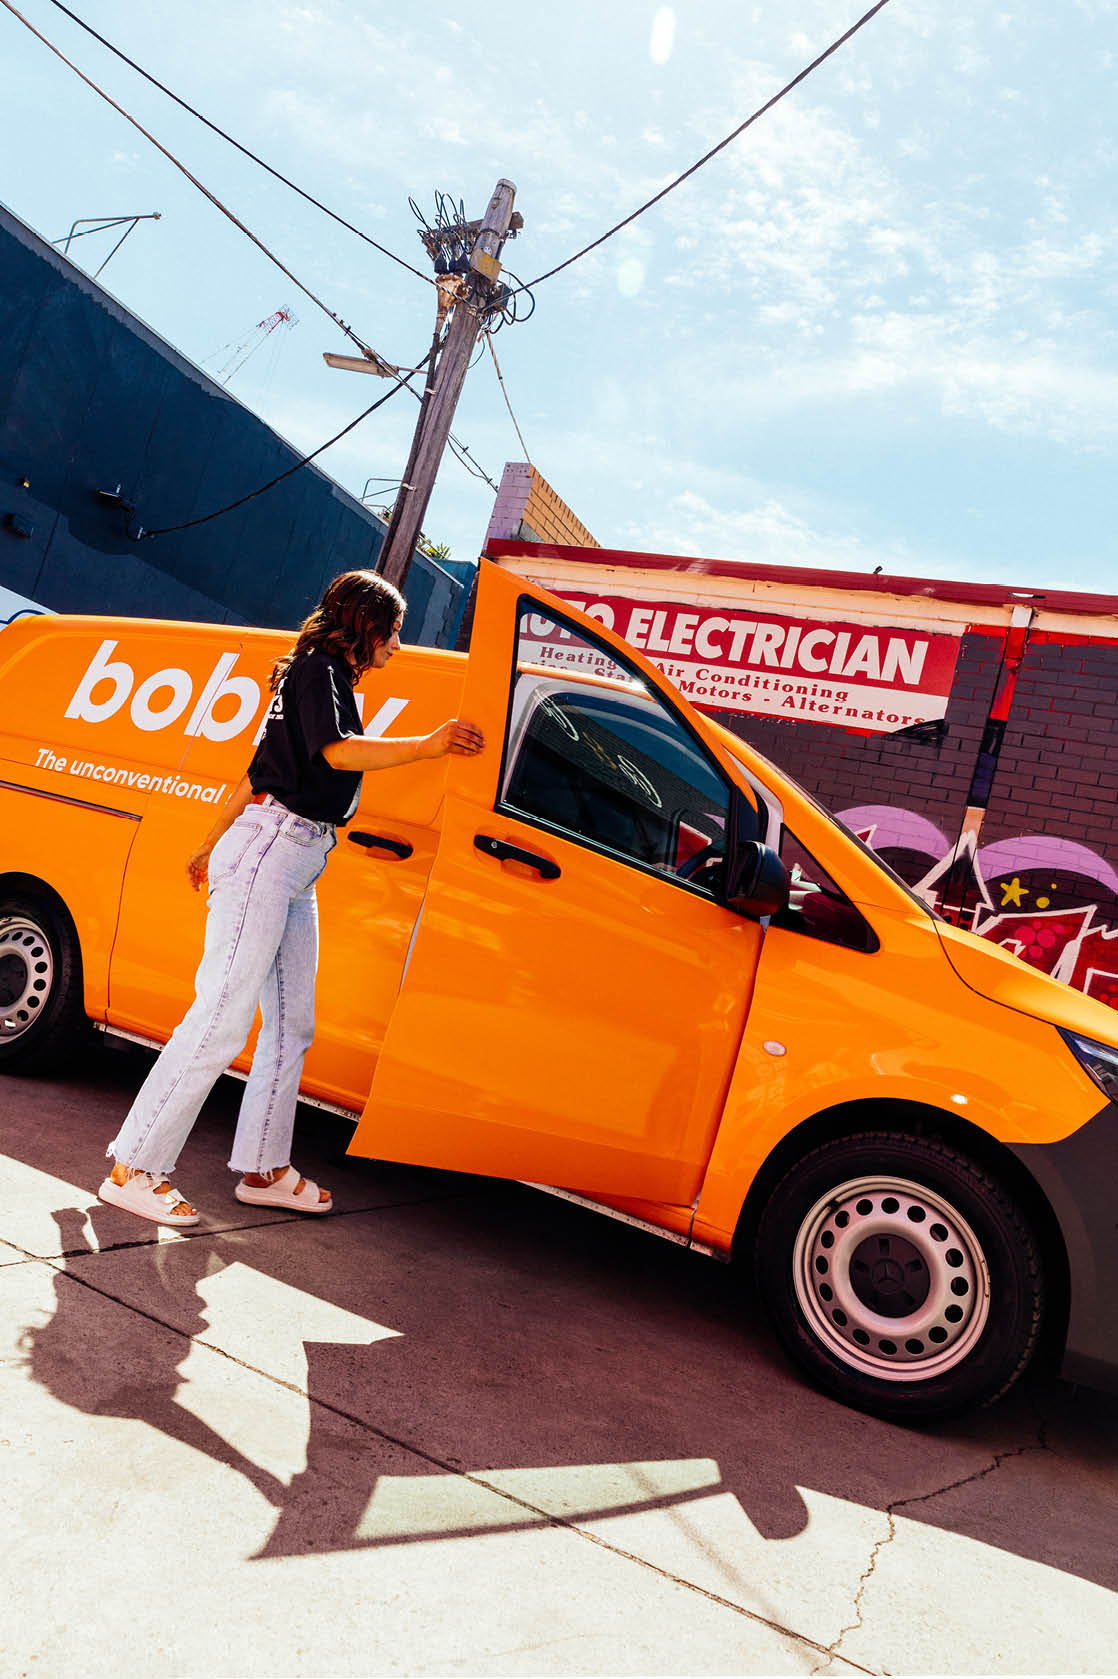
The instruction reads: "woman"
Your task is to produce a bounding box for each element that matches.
[99,569,484,1226]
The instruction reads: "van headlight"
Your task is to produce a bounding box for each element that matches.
[1060,1030,1118,1104]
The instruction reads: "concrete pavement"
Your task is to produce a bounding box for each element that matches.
[2,1037,1117,1677]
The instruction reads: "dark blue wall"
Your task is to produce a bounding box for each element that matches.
[0,202,469,645]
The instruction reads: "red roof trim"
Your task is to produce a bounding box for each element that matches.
[487,541,1118,619]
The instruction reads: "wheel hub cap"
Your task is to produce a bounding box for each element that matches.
[792,1173,991,1383]
[850,1233,930,1316]
[0,918,53,1040]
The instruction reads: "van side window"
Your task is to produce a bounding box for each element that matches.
[776,829,880,953]
[502,605,740,897]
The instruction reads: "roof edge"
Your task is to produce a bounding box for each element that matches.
[485,541,1117,618]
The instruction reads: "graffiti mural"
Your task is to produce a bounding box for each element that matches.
[837,805,1118,1010]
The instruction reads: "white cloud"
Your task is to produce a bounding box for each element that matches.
[649,8,676,66]
[623,489,895,571]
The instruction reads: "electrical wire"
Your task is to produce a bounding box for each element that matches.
[448,436,497,488]
[479,269,536,336]
[518,0,894,293]
[0,0,380,356]
[33,0,434,287]
[132,347,433,539]
[484,331,531,465]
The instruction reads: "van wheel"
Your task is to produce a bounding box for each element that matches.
[0,894,88,1073]
[755,1132,1044,1420]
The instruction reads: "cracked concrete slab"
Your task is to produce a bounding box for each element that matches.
[3,1058,1118,1675]
[831,1493,1118,1673]
[1,1254,826,1677]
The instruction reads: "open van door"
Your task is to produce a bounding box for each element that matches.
[347,561,767,1202]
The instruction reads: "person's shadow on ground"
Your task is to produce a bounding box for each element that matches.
[19,1205,287,1508]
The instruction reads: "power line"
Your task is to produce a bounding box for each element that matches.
[448,436,498,488]
[35,0,434,288]
[0,0,380,357]
[520,0,895,292]
[132,348,433,539]
[484,331,531,465]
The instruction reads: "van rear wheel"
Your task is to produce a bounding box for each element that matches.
[0,894,87,1073]
[755,1131,1044,1420]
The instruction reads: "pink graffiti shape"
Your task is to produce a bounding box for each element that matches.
[835,806,950,857]
[976,838,1118,899]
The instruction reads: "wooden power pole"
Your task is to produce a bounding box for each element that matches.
[377,179,519,589]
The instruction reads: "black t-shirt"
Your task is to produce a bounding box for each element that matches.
[248,652,363,824]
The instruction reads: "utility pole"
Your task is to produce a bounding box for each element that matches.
[376,179,519,590]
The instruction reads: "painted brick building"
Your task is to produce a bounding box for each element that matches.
[487,539,1118,1013]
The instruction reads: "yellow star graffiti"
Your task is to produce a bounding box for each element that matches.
[1000,876,1028,908]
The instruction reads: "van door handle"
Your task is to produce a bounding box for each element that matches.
[347,831,413,860]
[474,834,561,880]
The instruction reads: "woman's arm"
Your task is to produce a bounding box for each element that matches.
[321,719,484,772]
[186,773,254,891]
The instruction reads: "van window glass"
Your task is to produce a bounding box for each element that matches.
[503,605,738,896]
[776,829,880,953]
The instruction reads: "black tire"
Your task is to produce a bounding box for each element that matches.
[0,893,89,1073]
[754,1131,1044,1421]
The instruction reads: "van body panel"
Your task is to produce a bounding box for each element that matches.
[348,561,767,1201]
[0,615,181,1018]
[935,919,1118,1047]
[574,1192,695,1239]
[1009,1103,1118,1387]
[0,780,136,1019]
[692,905,1104,1246]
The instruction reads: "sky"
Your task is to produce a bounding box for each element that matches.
[1,0,1116,594]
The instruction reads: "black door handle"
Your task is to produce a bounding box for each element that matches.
[347,831,414,860]
[474,833,561,880]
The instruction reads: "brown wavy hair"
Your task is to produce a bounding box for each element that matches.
[270,570,406,690]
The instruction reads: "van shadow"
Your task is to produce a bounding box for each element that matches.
[10,1041,1118,1595]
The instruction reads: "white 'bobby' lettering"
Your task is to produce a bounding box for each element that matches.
[64,639,408,747]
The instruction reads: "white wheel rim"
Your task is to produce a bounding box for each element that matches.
[792,1173,992,1383]
[0,915,55,1041]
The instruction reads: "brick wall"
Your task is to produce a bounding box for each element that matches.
[958,638,1118,1007]
[485,463,599,550]
[987,639,1118,853]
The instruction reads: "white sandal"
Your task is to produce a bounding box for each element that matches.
[98,1170,201,1227]
[234,1165,332,1213]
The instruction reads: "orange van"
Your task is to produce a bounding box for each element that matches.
[2,560,1117,1420]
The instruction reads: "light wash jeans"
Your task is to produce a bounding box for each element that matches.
[107,799,337,1178]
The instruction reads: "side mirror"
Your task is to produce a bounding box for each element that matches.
[726,840,790,919]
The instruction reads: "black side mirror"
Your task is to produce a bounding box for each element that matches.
[726,840,790,919]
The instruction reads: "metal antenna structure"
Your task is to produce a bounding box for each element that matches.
[206,306,300,385]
